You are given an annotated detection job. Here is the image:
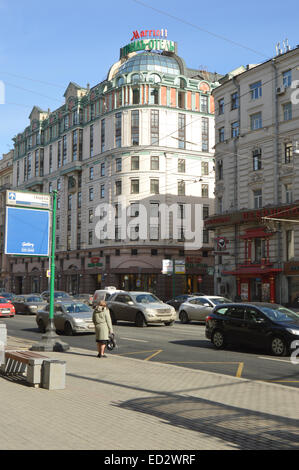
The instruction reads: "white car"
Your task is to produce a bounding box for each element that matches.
[92,286,125,307]
[179,295,233,324]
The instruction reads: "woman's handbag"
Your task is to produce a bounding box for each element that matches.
[107,333,117,351]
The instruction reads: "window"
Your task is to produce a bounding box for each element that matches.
[131,155,139,170]
[131,249,138,256]
[100,184,105,199]
[253,148,262,171]
[227,307,245,320]
[201,161,209,176]
[231,121,239,138]
[283,102,292,121]
[68,194,72,211]
[57,178,61,191]
[57,141,62,168]
[101,119,105,152]
[115,158,122,172]
[231,92,239,110]
[203,205,209,219]
[151,249,158,256]
[283,70,292,88]
[67,214,71,231]
[178,113,186,149]
[150,179,159,194]
[178,180,185,196]
[88,231,93,245]
[49,145,53,172]
[202,117,209,152]
[178,90,185,109]
[219,127,225,142]
[131,110,139,146]
[251,112,262,130]
[200,95,208,113]
[101,162,105,177]
[89,166,94,180]
[254,238,266,263]
[285,183,293,204]
[178,159,185,173]
[250,80,262,100]
[77,191,81,208]
[149,87,159,105]
[89,209,93,224]
[89,187,94,202]
[178,204,185,219]
[130,202,139,217]
[284,142,293,164]
[90,125,94,157]
[131,179,139,194]
[151,155,159,170]
[202,184,209,198]
[115,112,122,148]
[151,110,159,145]
[49,182,52,194]
[253,189,262,209]
[218,98,224,115]
[203,229,209,244]
[286,230,294,261]
[72,130,78,161]
[132,88,140,104]
[217,160,223,180]
[115,180,122,195]
[63,135,67,165]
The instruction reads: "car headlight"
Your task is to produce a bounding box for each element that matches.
[145,308,156,317]
[73,318,85,324]
[286,328,299,336]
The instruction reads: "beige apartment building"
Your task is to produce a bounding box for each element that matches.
[0,150,13,289]
[206,45,299,305]
[9,39,221,299]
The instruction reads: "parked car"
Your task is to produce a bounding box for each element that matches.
[41,291,73,302]
[0,292,16,302]
[36,301,95,336]
[92,286,124,307]
[0,296,15,317]
[12,294,47,315]
[72,294,93,306]
[166,294,205,310]
[205,302,299,356]
[179,296,233,323]
[107,291,176,327]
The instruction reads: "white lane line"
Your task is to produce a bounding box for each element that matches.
[258,356,291,363]
[121,337,148,343]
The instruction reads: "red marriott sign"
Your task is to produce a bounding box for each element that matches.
[131,29,168,41]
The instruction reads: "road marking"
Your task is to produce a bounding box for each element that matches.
[144,350,163,361]
[236,362,244,378]
[258,357,291,363]
[162,361,241,364]
[121,337,148,343]
[117,350,160,356]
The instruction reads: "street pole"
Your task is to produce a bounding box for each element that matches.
[31,190,69,352]
[172,260,175,298]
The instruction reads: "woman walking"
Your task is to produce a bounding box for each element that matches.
[92,300,114,358]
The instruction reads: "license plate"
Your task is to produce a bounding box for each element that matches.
[1,310,10,314]
[88,324,94,329]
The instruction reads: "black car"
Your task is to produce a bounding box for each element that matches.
[205,302,299,356]
[166,293,205,310]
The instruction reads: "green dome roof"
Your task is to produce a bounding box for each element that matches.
[117,52,180,76]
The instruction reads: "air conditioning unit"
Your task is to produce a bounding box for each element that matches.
[276,86,286,95]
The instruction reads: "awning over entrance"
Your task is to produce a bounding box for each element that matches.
[223,266,282,276]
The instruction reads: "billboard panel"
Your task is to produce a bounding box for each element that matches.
[6,190,51,210]
[5,206,50,256]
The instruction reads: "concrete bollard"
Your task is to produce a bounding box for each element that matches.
[42,359,66,390]
[0,323,7,365]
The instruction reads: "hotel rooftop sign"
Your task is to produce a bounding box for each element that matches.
[120,29,176,58]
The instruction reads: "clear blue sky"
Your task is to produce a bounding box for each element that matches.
[0,0,298,156]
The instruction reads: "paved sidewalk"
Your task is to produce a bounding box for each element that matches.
[1,335,299,450]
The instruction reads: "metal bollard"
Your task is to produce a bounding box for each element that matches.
[42,359,66,390]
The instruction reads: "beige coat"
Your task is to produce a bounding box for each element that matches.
[92,306,113,341]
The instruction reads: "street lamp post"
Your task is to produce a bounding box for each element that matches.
[31,190,69,352]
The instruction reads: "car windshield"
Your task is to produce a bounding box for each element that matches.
[27,296,43,302]
[64,303,92,313]
[212,297,232,305]
[260,306,299,322]
[55,292,71,299]
[0,298,10,304]
[132,294,162,304]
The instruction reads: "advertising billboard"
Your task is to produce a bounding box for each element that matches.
[5,206,50,257]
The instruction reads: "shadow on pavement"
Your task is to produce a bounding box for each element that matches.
[115,395,299,450]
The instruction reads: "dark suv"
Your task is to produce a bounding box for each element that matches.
[205,302,299,356]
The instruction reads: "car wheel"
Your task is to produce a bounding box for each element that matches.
[270,336,287,356]
[110,310,117,325]
[135,312,147,327]
[37,319,46,333]
[212,330,226,349]
[64,322,74,336]
[179,311,189,324]
[164,321,175,326]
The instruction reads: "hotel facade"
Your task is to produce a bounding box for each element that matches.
[206,46,299,305]
[8,38,220,299]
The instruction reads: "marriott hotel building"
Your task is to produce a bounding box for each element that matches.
[10,38,221,298]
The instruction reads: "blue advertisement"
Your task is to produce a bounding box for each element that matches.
[5,206,50,256]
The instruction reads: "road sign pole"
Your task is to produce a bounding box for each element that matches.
[31,191,69,352]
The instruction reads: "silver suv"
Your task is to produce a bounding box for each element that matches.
[107,291,176,327]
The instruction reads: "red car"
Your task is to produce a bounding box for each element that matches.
[0,296,15,317]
